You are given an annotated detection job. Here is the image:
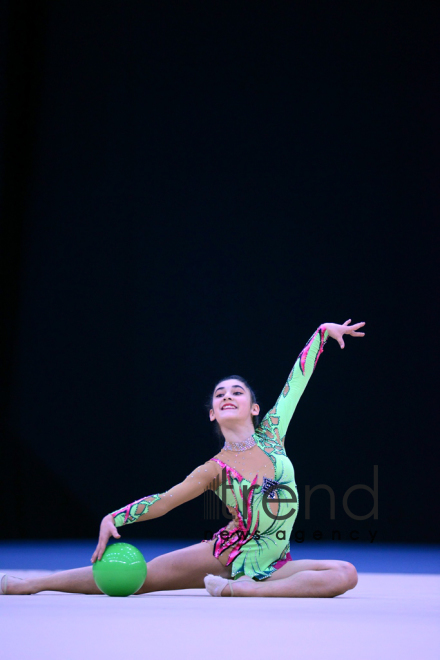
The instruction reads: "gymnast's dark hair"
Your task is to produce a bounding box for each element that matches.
[206,375,260,449]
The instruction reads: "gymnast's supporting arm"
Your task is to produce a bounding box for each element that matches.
[91,460,220,562]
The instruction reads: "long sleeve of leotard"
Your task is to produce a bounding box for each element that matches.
[260,325,329,446]
[110,460,220,527]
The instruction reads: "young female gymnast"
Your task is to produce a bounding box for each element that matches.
[1,319,365,598]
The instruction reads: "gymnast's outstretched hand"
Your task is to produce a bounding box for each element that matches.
[91,514,121,563]
[324,320,365,349]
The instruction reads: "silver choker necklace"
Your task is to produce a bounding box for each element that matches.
[223,435,256,452]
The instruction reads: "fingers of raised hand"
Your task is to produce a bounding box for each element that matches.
[342,320,365,336]
[348,321,365,336]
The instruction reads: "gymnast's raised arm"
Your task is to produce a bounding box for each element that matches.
[260,320,365,447]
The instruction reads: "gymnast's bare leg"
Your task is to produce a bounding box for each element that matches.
[217,558,358,598]
[3,541,232,595]
[3,547,357,598]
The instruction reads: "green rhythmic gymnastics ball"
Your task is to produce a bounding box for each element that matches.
[93,542,147,597]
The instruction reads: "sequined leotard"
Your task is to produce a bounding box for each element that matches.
[111,326,328,581]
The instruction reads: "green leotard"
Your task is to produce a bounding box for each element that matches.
[111,326,329,580]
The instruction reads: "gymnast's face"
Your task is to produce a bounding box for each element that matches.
[209,379,259,429]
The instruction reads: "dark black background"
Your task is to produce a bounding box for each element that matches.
[1,1,439,544]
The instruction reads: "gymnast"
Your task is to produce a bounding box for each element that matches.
[1,320,365,598]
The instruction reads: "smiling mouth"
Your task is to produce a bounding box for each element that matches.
[221,405,237,410]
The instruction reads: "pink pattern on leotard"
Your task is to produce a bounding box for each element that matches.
[273,551,293,569]
[209,458,260,566]
[299,325,327,375]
